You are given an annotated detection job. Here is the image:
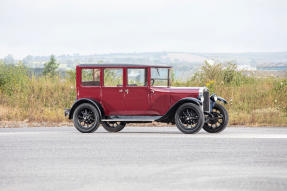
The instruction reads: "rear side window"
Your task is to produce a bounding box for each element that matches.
[104,68,123,87]
[81,69,100,86]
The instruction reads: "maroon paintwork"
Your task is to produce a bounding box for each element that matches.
[76,65,200,116]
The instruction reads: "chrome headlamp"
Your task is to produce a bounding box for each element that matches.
[210,94,218,102]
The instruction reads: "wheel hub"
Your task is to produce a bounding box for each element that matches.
[206,108,224,128]
[78,108,96,127]
[180,109,199,127]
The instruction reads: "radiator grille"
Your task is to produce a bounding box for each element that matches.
[203,90,210,112]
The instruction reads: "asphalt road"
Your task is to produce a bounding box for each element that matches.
[0,126,287,191]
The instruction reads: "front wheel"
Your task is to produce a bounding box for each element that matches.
[175,103,204,134]
[102,122,126,132]
[203,103,229,133]
[73,103,100,133]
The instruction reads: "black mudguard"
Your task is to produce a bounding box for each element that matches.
[210,95,228,111]
[156,97,202,123]
[217,96,228,104]
[67,98,104,120]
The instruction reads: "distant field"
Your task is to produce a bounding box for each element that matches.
[10,51,287,80]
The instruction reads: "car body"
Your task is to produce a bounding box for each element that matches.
[65,64,229,134]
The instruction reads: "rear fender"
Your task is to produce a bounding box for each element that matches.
[68,98,104,120]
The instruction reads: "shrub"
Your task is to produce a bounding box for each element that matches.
[0,61,286,126]
[0,62,30,97]
[171,61,287,126]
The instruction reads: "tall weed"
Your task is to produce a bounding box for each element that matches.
[0,61,286,126]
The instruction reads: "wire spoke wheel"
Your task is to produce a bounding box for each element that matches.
[107,122,122,128]
[73,103,100,133]
[77,108,96,129]
[207,108,224,128]
[179,108,200,129]
[175,103,204,134]
[102,121,126,132]
[203,103,229,133]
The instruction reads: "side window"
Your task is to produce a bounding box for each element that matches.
[151,68,169,87]
[81,69,100,86]
[127,68,147,86]
[104,68,123,87]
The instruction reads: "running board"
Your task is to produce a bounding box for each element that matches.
[101,115,162,122]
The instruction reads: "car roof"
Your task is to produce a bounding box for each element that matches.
[78,64,172,68]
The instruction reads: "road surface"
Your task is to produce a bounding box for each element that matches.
[0,126,287,191]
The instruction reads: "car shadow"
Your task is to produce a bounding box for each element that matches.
[95,131,207,135]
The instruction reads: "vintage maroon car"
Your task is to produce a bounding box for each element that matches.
[65,64,228,134]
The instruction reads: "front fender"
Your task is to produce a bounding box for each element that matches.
[209,94,228,111]
[210,94,228,104]
[170,97,202,111]
[156,97,202,123]
[217,96,228,104]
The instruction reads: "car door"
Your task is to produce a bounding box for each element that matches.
[123,68,151,115]
[101,68,126,115]
[78,67,102,102]
[149,67,171,115]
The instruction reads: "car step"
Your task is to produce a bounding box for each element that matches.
[101,116,162,122]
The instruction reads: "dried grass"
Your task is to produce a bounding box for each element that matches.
[1,62,287,127]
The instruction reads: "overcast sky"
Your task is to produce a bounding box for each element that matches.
[0,0,287,58]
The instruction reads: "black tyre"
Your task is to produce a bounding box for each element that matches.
[175,103,204,134]
[203,103,228,133]
[73,103,100,133]
[102,122,126,132]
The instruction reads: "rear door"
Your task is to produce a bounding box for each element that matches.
[101,68,126,115]
[78,68,101,101]
[123,68,151,115]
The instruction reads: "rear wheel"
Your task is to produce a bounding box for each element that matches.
[203,103,228,133]
[175,103,204,134]
[102,122,126,132]
[73,103,100,133]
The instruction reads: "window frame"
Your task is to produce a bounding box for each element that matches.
[150,67,170,87]
[81,68,101,87]
[103,68,124,87]
[127,68,148,87]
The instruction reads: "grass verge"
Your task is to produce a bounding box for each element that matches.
[0,61,287,127]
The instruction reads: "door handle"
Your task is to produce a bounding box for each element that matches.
[119,89,123,93]
[125,89,129,94]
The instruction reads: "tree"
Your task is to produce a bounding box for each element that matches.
[43,55,59,77]
[4,54,15,65]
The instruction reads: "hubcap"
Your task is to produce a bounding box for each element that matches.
[179,108,199,129]
[207,108,224,128]
[106,122,122,128]
[77,108,96,128]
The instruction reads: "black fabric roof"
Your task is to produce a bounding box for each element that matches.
[78,64,171,68]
